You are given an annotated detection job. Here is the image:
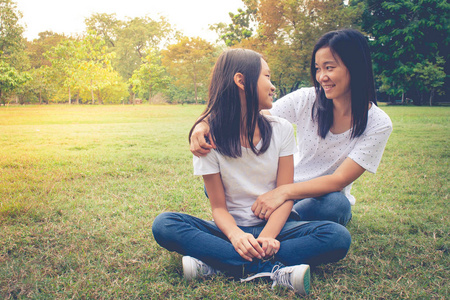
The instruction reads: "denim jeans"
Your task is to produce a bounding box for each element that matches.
[152,212,351,277]
[293,192,353,226]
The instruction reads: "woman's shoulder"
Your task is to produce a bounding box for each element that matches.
[366,103,393,132]
[270,87,316,120]
[264,115,294,135]
[265,114,291,126]
[284,86,316,102]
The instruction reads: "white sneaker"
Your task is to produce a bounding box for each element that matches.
[182,256,218,281]
[241,264,310,295]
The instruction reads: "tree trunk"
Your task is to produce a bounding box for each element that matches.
[97,90,103,105]
[429,88,435,106]
[193,68,198,104]
[76,92,80,105]
[69,87,71,104]
[39,90,42,104]
[148,84,152,104]
[91,80,95,104]
[401,92,405,105]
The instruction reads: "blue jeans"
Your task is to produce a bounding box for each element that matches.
[293,192,352,226]
[152,212,351,277]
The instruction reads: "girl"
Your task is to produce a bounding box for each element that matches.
[152,49,351,296]
[190,29,393,227]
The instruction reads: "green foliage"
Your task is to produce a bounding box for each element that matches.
[360,0,450,104]
[162,37,218,104]
[111,16,176,81]
[413,56,446,106]
[0,105,448,298]
[0,0,25,61]
[129,50,171,102]
[210,8,256,47]
[0,60,31,104]
[2,0,448,105]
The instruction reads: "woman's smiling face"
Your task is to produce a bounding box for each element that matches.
[315,47,351,103]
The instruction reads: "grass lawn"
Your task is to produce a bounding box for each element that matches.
[0,104,448,299]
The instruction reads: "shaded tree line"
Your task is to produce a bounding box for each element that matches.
[1,0,448,106]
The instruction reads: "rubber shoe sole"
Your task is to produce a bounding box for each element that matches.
[291,264,310,295]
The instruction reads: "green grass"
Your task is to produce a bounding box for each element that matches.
[1,104,448,299]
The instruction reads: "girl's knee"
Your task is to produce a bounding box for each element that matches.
[152,212,179,242]
[328,223,351,259]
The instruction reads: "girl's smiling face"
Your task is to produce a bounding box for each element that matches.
[315,47,351,103]
[257,58,276,110]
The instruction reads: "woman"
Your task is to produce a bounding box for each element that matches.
[190,29,393,226]
[153,48,351,296]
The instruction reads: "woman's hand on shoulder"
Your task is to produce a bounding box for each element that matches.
[190,121,216,156]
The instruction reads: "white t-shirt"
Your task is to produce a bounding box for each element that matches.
[270,87,393,205]
[193,115,296,226]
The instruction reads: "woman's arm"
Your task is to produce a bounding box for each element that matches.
[203,173,265,261]
[255,155,294,257]
[253,157,366,219]
[189,111,272,156]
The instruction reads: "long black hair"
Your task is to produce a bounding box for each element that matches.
[311,29,376,139]
[189,48,272,158]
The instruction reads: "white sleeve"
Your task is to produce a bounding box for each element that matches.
[348,108,393,173]
[279,119,296,157]
[270,87,315,123]
[193,151,220,176]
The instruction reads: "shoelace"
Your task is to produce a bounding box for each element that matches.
[198,262,217,276]
[240,265,292,289]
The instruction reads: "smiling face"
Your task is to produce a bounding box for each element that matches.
[315,47,351,103]
[257,58,276,110]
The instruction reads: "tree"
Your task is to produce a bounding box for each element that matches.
[44,33,125,104]
[44,38,78,103]
[85,13,121,48]
[0,0,30,103]
[26,31,67,69]
[129,50,171,103]
[162,37,217,104]
[210,7,256,46]
[0,0,25,63]
[0,60,30,105]
[358,0,450,105]
[413,57,446,106]
[113,16,175,80]
[86,14,177,102]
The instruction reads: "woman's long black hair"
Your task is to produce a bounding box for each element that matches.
[311,28,377,139]
[189,48,272,158]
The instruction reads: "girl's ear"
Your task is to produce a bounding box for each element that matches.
[234,73,245,90]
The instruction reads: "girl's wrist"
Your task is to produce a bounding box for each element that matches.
[279,183,294,201]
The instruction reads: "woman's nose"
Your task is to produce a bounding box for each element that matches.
[319,73,329,82]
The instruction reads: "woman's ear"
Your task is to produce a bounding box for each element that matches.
[234,73,245,90]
